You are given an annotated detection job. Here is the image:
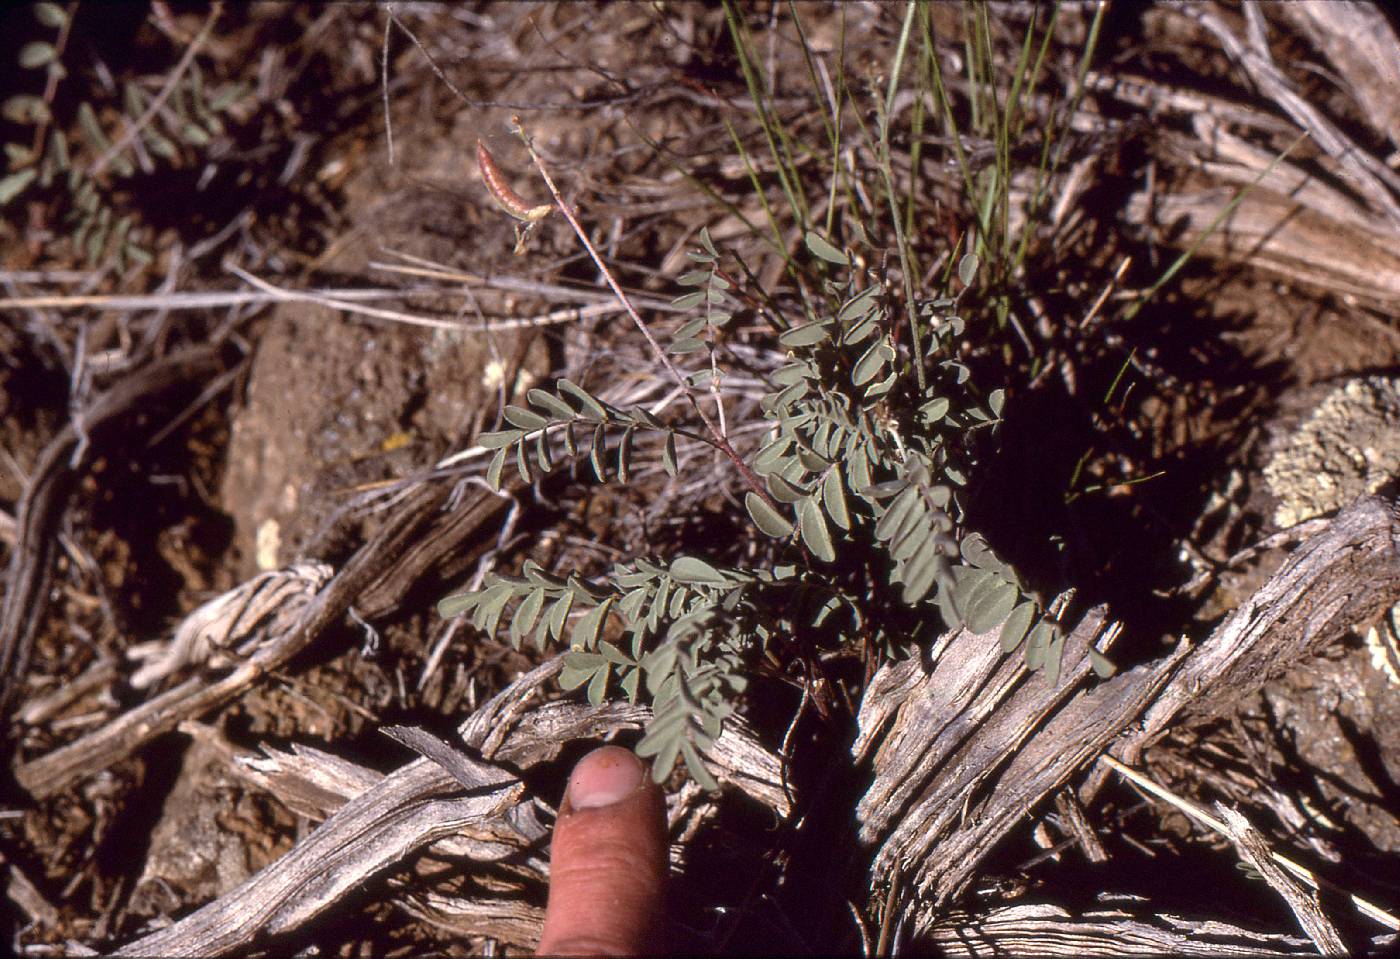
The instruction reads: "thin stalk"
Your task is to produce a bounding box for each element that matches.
[903,22,932,242]
[723,1,809,229]
[512,120,778,511]
[880,1,926,390]
[788,1,844,238]
[921,8,984,245]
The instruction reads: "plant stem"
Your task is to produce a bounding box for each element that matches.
[511,119,779,512]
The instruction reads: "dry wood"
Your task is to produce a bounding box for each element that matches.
[1271,2,1400,154]
[15,483,508,800]
[922,902,1332,957]
[107,657,786,956]
[1038,3,1400,304]
[855,494,1400,913]
[1215,804,1348,956]
[1099,756,1399,932]
[1113,495,1400,756]
[1184,4,1400,229]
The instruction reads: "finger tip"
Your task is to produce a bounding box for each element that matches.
[565,745,648,810]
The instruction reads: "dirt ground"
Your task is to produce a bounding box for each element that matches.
[2,2,1399,956]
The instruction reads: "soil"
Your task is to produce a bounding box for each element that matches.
[2,2,1398,955]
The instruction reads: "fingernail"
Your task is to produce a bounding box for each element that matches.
[567,746,645,809]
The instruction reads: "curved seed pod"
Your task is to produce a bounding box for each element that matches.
[477,140,552,222]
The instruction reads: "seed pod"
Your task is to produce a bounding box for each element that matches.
[477,140,551,222]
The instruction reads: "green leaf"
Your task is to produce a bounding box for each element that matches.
[866,369,898,400]
[1000,602,1036,654]
[673,316,707,340]
[48,128,68,171]
[559,650,605,689]
[558,378,608,421]
[821,470,850,531]
[874,486,919,542]
[766,471,807,504]
[639,719,682,782]
[77,101,109,149]
[589,423,608,482]
[617,426,635,484]
[841,311,881,346]
[19,42,57,69]
[181,122,211,147]
[478,429,524,449]
[571,598,613,650]
[628,405,664,430]
[964,576,1019,634]
[698,226,718,258]
[0,169,38,207]
[474,583,514,637]
[848,447,872,496]
[901,549,944,605]
[851,338,888,387]
[528,388,576,420]
[514,438,533,484]
[754,434,794,471]
[671,290,704,310]
[208,82,246,112]
[511,587,547,646]
[1045,633,1065,686]
[503,405,548,430]
[799,496,835,562]
[680,738,719,791]
[669,337,706,354]
[890,516,933,563]
[437,591,481,618]
[669,556,728,585]
[778,320,833,348]
[586,662,610,704]
[667,585,689,618]
[34,2,67,28]
[662,431,678,478]
[961,533,1007,575]
[547,591,575,641]
[676,270,710,287]
[485,446,507,490]
[919,397,950,424]
[838,286,879,322]
[619,585,650,623]
[989,388,1005,417]
[4,142,35,167]
[745,492,793,538]
[534,428,553,473]
[646,577,671,633]
[958,252,979,286]
[804,230,849,266]
[1025,621,1055,670]
[771,362,810,387]
[1088,647,1117,679]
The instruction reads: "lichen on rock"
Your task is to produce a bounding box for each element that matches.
[1263,376,1400,528]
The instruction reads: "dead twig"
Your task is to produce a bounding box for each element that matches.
[1100,755,1398,933]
